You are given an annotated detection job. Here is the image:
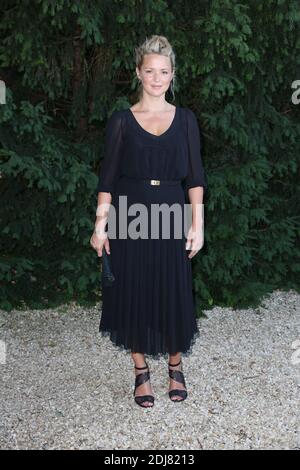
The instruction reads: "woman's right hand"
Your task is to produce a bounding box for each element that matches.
[90,231,110,257]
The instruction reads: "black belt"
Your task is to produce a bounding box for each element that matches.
[121,175,181,186]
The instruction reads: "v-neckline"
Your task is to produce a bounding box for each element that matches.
[128,106,178,138]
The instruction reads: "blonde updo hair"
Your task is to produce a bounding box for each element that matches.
[134,35,176,102]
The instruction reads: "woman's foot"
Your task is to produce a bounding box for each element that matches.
[168,360,188,402]
[134,363,155,408]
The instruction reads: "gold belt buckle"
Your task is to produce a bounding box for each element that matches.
[150,179,160,185]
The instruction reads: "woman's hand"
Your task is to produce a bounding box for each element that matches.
[186,224,204,259]
[90,230,110,257]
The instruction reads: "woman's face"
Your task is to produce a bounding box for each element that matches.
[136,53,174,98]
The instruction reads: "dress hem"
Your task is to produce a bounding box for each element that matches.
[98,326,201,361]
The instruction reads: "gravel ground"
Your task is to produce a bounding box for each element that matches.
[0,289,299,450]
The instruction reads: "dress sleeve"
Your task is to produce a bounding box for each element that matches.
[183,108,208,195]
[96,110,124,195]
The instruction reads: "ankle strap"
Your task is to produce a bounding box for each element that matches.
[135,363,148,370]
[168,360,181,367]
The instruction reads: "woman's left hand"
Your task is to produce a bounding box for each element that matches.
[186,224,204,259]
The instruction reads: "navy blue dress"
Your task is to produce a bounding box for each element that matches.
[96,106,208,359]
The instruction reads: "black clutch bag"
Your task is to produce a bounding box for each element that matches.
[101,246,115,287]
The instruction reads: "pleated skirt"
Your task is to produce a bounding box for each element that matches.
[99,175,199,359]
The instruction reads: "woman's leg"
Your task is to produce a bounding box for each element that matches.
[168,352,187,400]
[131,352,147,368]
[131,352,154,407]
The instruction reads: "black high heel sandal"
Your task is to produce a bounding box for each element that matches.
[133,362,155,408]
[168,359,188,402]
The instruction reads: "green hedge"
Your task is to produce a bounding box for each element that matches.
[0,0,299,311]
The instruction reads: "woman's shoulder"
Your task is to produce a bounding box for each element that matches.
[106,109,128,127]
[182,107,197,118]
[108,109,127,119]
[181,107,200,129]
[109,109,131,127]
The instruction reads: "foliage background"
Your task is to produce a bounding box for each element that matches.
[0,0,299,312]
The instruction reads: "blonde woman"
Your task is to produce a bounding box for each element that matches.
[90,35,207,408]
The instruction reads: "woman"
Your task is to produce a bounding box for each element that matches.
[90,35,207,408]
